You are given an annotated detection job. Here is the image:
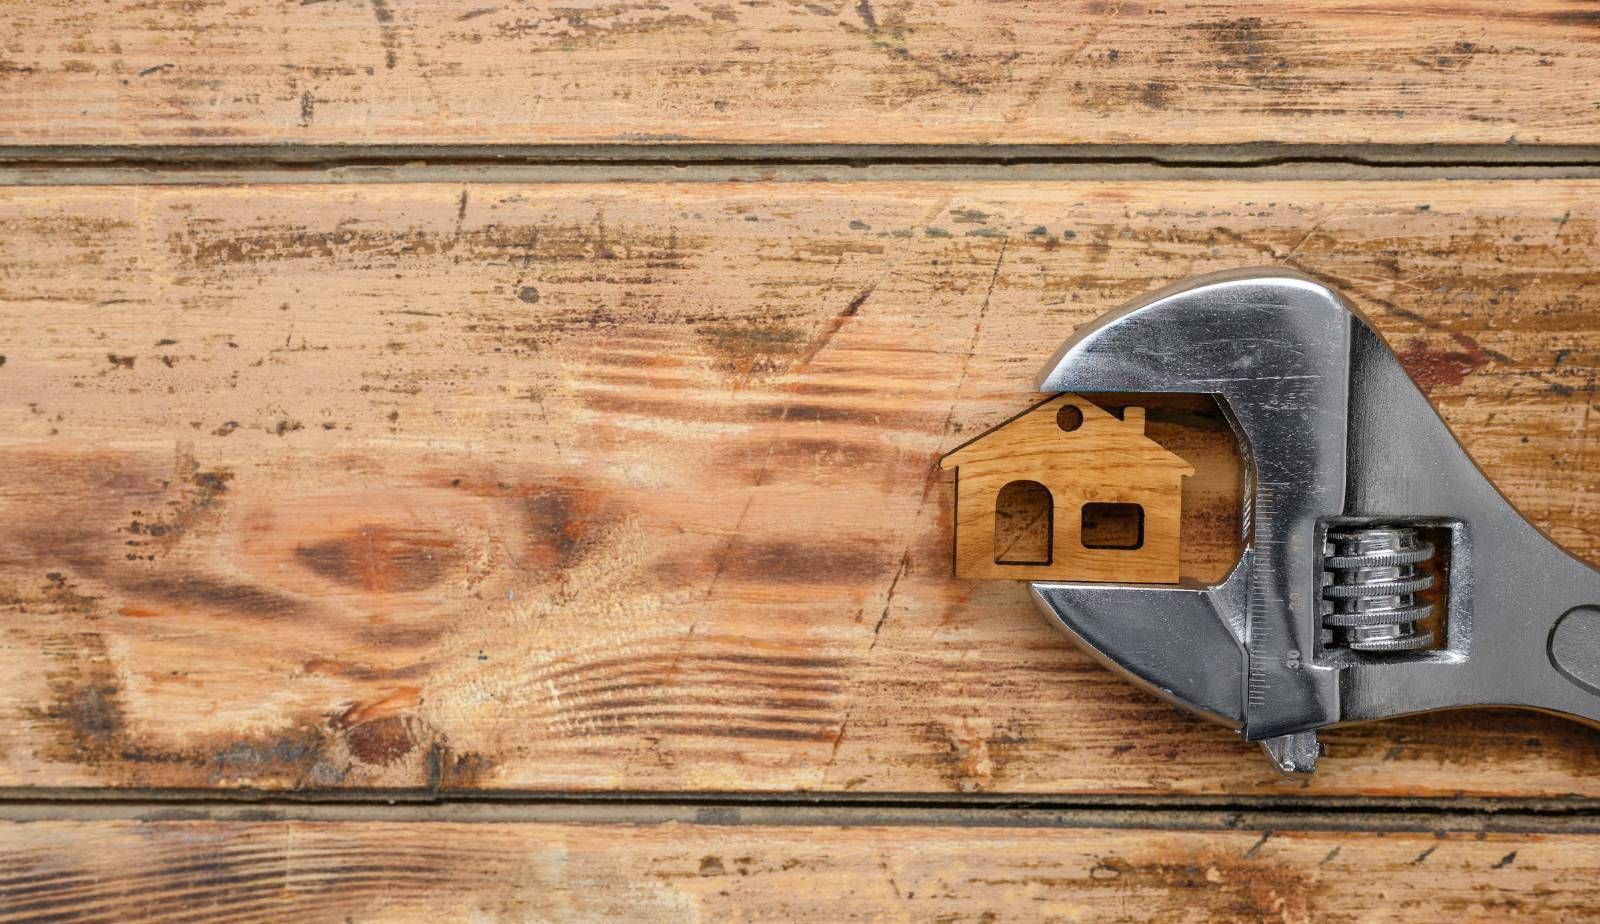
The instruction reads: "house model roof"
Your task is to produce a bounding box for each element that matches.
[939,394,1195,475]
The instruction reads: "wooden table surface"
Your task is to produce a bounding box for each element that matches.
[2,2,1600,921]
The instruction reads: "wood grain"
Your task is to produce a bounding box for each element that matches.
[2,179,1600,797]
[3,815,1596,922]
[2,1,1598,147]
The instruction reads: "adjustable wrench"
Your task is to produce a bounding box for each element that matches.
[1032,268,1600,773]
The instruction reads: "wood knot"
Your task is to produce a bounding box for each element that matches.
[296,525,459,593]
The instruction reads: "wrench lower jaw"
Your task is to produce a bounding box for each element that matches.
[1030,571,1249,732]
[1259,731,1322,776]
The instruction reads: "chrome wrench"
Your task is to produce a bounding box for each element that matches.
[1032,268,1600,773]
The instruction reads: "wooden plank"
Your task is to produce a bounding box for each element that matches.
[2,1,1598,147]
[1,179,1599,797]
[3,814,1597,921]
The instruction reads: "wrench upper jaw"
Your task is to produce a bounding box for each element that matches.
[1035,266,1331,395]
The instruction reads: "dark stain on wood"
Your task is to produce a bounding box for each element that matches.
[296,526,459,593]
[28,632,338,782]
[123,454,234,557]
[579,391,940,431]
[1198,17,1275,71]
[117,573,315,621]
[1396,332,1494,395]
[518,486,612,574]
[1545,10,1600,27]
[344,716,416,765]
[1085,851,1324,921]
[25,632,489,787]
[424,743,495,790]
[716,436,891,477]
[722,540,889,586]
[368,0,400,69]
[169,221,701,274]
[1326,706,1600,782]
[697,319,808,383]
[916,718,1029,793]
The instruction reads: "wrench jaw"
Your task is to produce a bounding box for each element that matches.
[1033,565,1325,775]
[1034,266,1349,398]
[1034,268,1353,771]
[1029,268,1600,775]
[1030,563,1251,731]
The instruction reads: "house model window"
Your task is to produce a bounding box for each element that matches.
[939,394,1195,584]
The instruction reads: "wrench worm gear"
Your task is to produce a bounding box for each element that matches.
[1030,268,1600,774]
[1320,527,1436,653]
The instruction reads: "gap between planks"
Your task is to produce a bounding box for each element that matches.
[5,145,1600,186]
[6,792,1600,835]
[9,143,1600,167]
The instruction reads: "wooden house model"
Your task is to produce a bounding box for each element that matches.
[939,394,1195,584]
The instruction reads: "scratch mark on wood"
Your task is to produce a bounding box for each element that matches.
[368,0,400,69]
[1242,830,1272,859]
[867,551,910,653]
